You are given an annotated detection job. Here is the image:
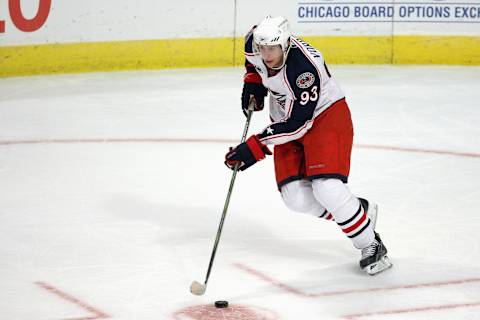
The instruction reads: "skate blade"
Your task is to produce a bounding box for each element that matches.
[364,255,392,276]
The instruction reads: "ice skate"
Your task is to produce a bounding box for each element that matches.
[359,232,392,275]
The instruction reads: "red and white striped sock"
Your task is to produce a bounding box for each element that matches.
[318,209,335,221]
[312,178,374,249]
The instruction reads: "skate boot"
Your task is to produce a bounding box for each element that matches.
[359,232,393,275]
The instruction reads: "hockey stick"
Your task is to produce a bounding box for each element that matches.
[190,107,254,296]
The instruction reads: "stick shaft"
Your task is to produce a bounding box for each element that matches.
[203,109,253,286]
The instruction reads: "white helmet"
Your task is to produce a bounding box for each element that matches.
[253,16,291,69]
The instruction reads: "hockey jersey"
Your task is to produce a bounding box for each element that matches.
[245,31,345,145]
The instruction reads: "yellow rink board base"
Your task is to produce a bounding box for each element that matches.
[1,35,479,77]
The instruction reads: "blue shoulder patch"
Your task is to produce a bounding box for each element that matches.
[285,47,320,96]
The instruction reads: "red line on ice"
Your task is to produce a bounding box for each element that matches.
[34,282,110,320]
[233,263,311,298]
[233,263,480,298]
[0,138,233,145]
[355,143,480,159]
[234,263,480,318]
[342,301,480,319]
[0,138,479,159]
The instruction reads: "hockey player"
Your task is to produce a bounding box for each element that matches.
[225,16,392,275]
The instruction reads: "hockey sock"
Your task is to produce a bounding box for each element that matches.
[318,209,334,221]
[281,180,332,219]
[312,178,374,249]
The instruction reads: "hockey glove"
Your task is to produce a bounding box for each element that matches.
[241,82,268,117]
[225,135,272,171]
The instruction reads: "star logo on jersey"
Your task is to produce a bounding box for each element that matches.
[266,127,274,135]
[296,72,315,89]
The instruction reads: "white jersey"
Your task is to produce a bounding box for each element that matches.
[245,31,345,145]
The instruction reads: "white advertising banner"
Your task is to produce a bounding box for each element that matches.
[294,1,480,35]
[0,0,235,46]
[0,0,478,46]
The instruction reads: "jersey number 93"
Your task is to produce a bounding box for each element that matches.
[300,86,318,106]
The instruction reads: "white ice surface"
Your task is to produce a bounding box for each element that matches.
[1,66,480,320]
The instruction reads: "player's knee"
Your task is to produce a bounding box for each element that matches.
[280,180,316,213]
[311,178,351,212]
[311,178,344,197]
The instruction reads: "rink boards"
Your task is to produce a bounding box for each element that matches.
[0,0,479,76]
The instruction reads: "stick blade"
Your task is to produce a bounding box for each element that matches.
[190,280,206,296]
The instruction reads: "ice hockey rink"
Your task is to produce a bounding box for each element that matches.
[1,66,479,320]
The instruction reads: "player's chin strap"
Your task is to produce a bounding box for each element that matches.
[190,103,254,296]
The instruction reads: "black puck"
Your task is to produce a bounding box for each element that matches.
[214,300,229,308]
